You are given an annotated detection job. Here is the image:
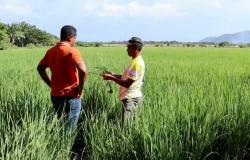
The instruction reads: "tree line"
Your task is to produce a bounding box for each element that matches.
[0,21,58,50]
[1,21,250,50]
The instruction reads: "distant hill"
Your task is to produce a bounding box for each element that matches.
[200,31,250,44]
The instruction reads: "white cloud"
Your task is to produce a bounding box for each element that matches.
[246,5,250,10]
[82,1,186,18]
[207,0,225,8]
[0,1,32,15]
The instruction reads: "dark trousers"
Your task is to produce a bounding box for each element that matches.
[51,96,82,131]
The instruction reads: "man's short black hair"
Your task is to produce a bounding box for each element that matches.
[60,25,77,41]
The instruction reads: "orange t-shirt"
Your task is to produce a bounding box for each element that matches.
[39,42,83,97]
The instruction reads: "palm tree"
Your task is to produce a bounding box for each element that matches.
[6,23,18,45]
[16,31,25,47]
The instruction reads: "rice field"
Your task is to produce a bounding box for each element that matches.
[0,47,249,160]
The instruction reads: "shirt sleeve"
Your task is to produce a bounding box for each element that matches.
[39,52,49,67]
[71,48,83,65]
[127,62,141,80]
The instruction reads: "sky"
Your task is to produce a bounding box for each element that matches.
[1,0,250,42]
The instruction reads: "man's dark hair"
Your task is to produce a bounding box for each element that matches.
[134,44,143,51]
[60,25,77,41]
[130,44,142,51]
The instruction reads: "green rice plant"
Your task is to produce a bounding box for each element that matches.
[0,47,249,160]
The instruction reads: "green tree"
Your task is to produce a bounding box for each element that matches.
[6,23,19,45]
[218,41,230,47]
[94,42,102,47]
[15,31,25,47]
[5,21,58,48]
[0,22,7,41]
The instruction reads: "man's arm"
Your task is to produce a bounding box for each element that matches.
[102,73,134,88]
[103,71,122,79]
[112,73,122,79]
[37,64,51,87]
[76,61,88,93]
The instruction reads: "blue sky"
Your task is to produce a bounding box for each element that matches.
[1,0,250,42]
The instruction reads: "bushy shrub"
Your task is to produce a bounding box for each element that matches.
[0,41,12,50]
[27,43,37,49]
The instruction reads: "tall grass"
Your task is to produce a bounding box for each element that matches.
[0,47,249,159]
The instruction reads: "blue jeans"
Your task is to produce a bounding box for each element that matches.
[51,96,82,131]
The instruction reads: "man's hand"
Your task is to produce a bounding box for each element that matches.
[102,70,113,74]
[74,85,83,98]
[102,73,115,80]
[75,61,88,98]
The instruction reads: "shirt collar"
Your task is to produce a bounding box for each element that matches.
[56,42,71,47]
[132,55,142,61]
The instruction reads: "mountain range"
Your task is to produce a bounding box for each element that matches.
[200,31,250,44]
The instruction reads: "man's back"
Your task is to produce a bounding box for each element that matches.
[39,42,82,97]
[37,25,87,131]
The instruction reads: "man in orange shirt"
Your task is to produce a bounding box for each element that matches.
[37,25,88,131]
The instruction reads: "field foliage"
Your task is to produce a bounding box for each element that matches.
[0,47,249,160]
